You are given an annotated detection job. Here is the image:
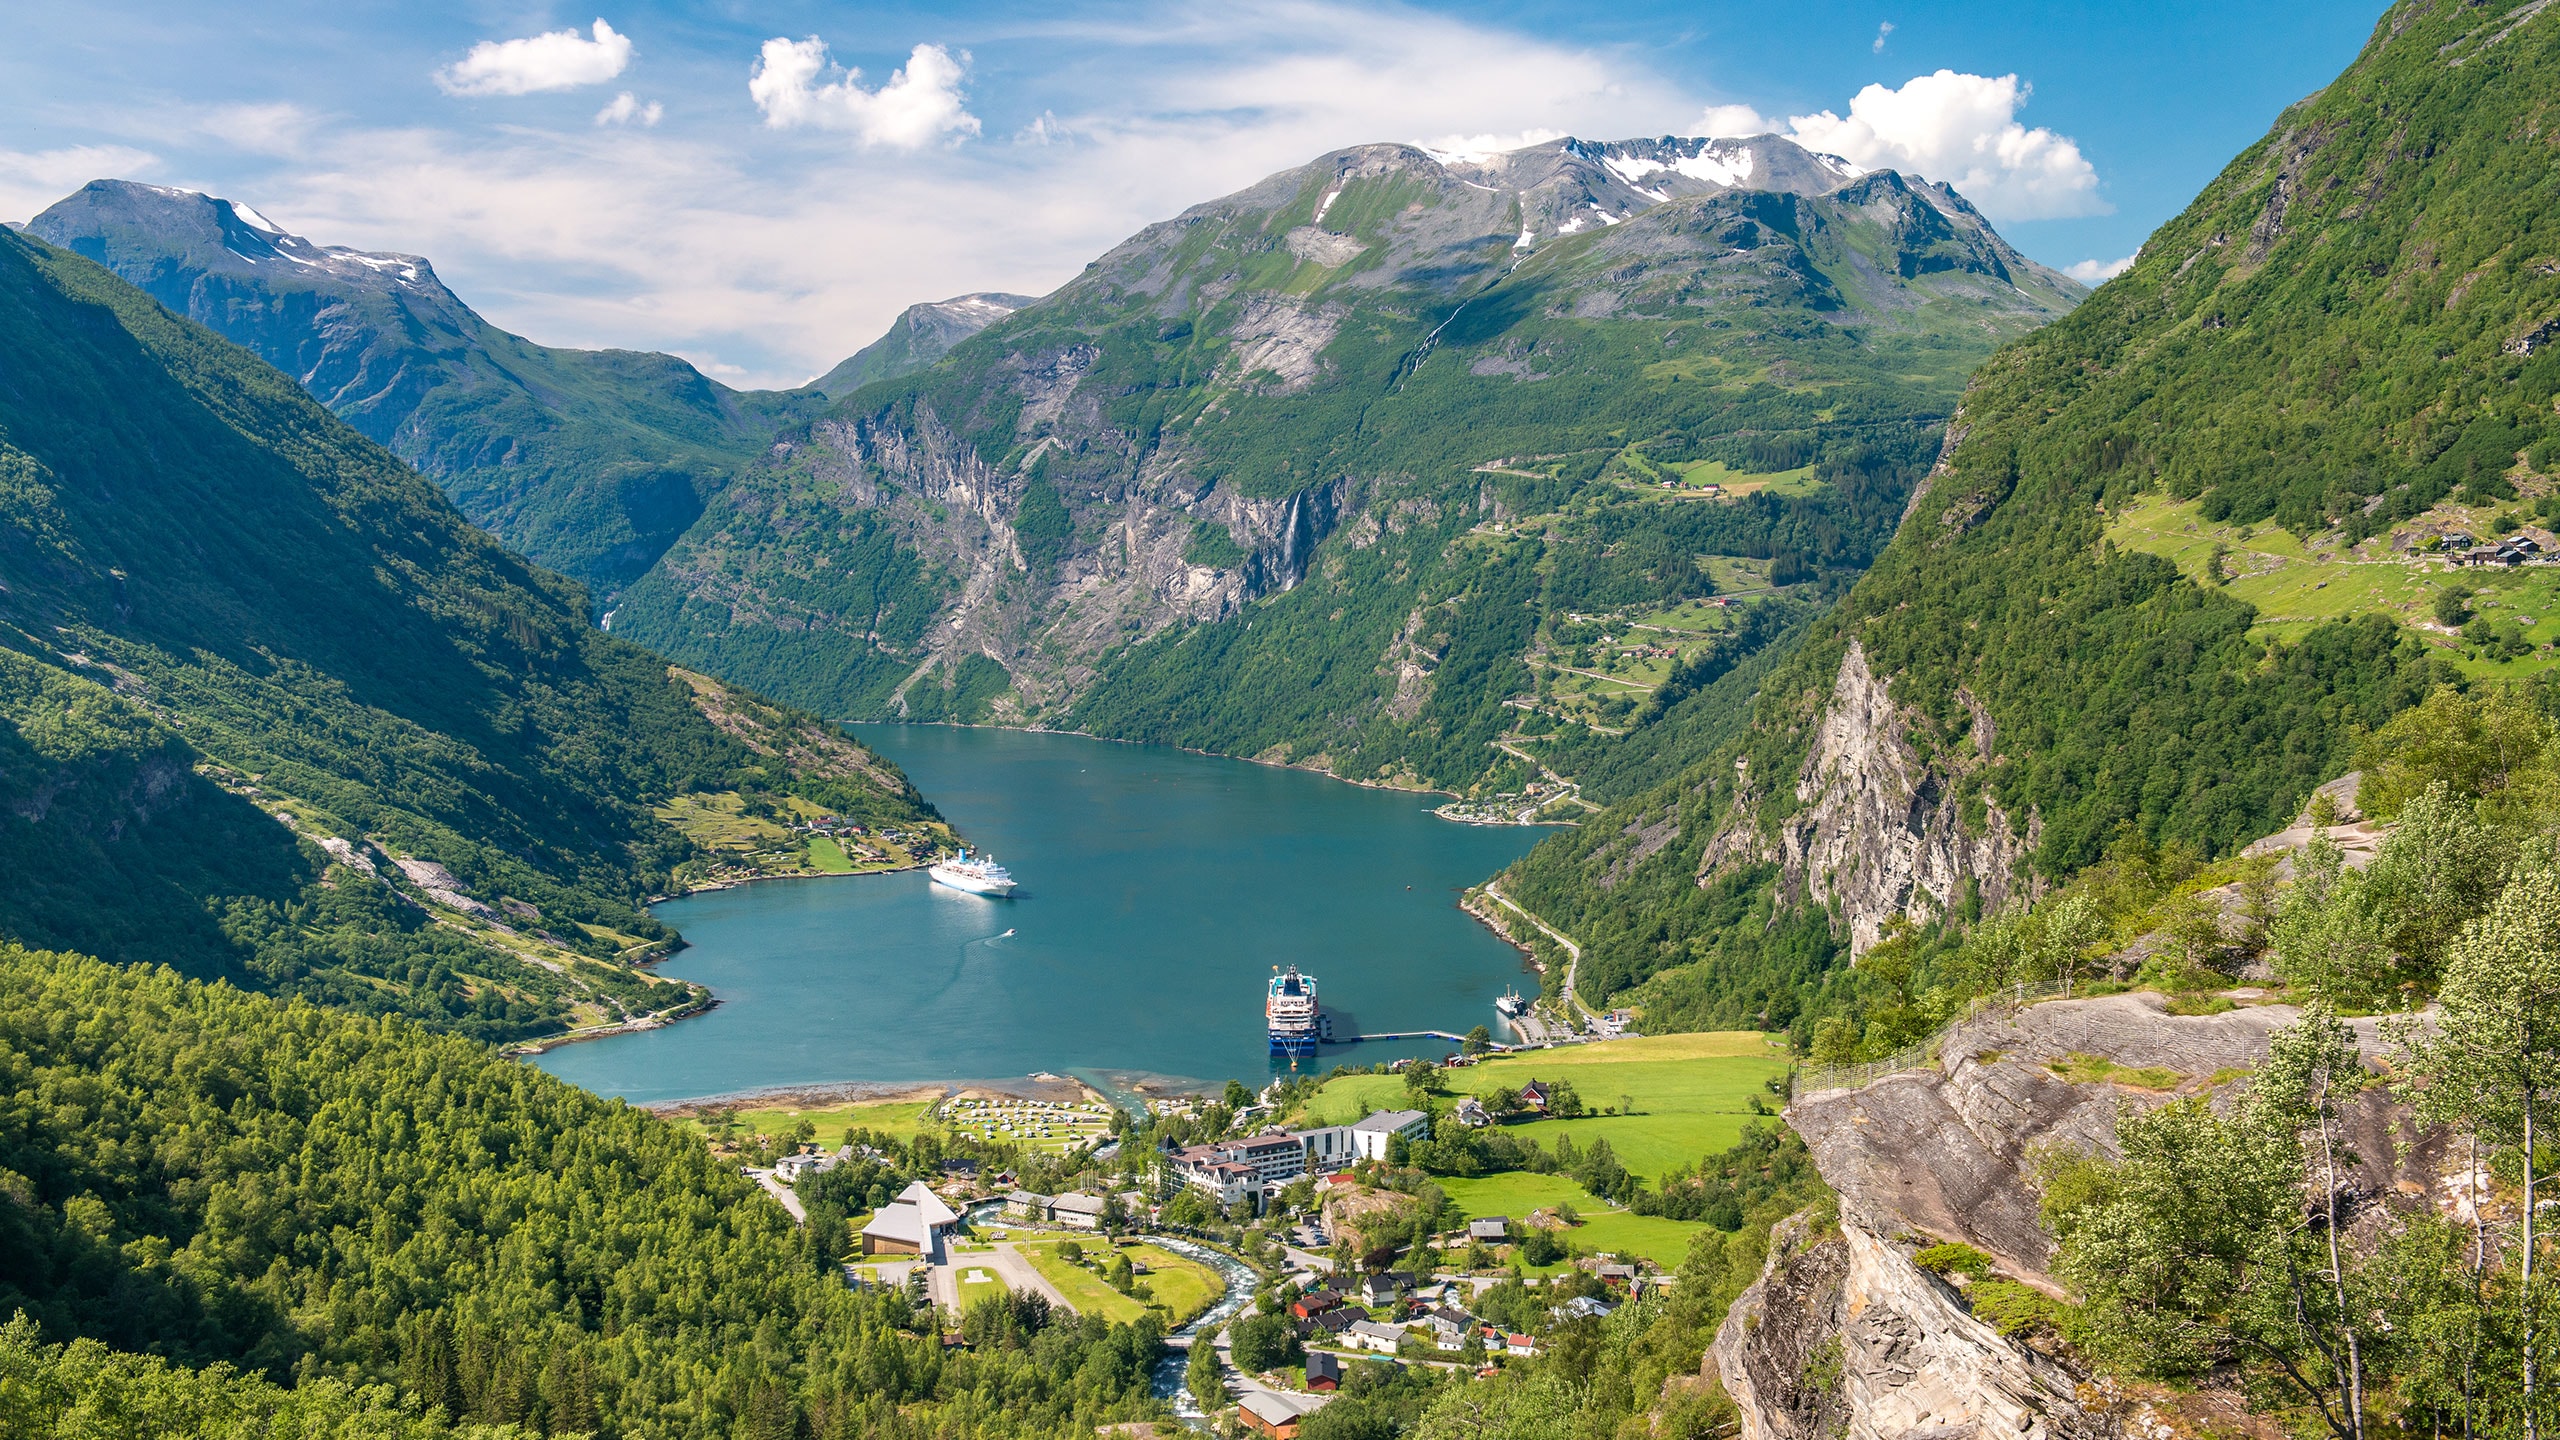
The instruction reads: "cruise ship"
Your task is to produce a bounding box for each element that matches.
[928,850,1016,897]
[1268,966,1320,1059]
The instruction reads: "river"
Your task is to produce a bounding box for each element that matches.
[535,726,1546,1103]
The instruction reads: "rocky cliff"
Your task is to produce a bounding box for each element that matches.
[608,132,2080,768]
[1699,640,2034,955]
[1715,990,2456,1440]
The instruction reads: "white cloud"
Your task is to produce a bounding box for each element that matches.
[1872,21,1894,54]
[199,102,315,157]
[595,92,662,127]
[1691,104,1775,138]
[748,39,982,149]
[0,144,158,222]
[2065,254,2135,283]
[1785,70,2104,220]
[436,19,632,98]
[1416,129,1564,163]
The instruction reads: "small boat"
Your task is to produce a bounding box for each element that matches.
[929,850,1017,897]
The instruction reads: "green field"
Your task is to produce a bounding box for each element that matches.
[1016,1240,1220,1325]
[2105,491,2560,677]
[677,1096,941,1144]
[807,836,857,873]
[1297,1032,1791,1180]
[1433,1173,1711,1270]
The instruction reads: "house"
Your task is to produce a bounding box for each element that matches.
[1466,1217,1510,1243]
[1349,1109,1430,1161]
[1506,1334,1541,1357]
[1240,1391,1334,1439]
[1304,1350,1343,1392]
[1516,1081,1551,1114]
[1049,1192,1110,1230]
[1309,1308,1360,1336]
[1553,1296,1615,1320]
[1292,1290,1344,1320]
[861,1181,962,1260]
[1360,1272,1410,1305]
[1453,1097,1492,1128]
[1594,1264,1639,1287]
[1347,1320,1407,1354]
[1005,1190,1052,1222]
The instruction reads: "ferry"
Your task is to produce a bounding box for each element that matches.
[1494,988,1527,1018]
[929,850,1017,897]
[1268,966,1320,1059]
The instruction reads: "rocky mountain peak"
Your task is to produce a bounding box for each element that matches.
[32,179,444,299]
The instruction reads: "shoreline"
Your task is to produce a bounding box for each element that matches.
[636,1067,1220,1115]
[848,718,1468,803]
[647,854,933,905]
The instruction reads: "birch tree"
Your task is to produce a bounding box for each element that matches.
[2404,852,2560,1439]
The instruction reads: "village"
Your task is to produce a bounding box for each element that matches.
[704,1037,1781,1438]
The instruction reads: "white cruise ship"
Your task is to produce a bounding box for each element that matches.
[929,850,1017,897]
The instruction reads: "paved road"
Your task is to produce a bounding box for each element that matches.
[1482,882,1599,1027]
[744,1168,808,1223]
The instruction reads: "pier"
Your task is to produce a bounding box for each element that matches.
[1337,1029,1472,1044]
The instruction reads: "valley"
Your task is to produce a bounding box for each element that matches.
[7,2,2560,1438]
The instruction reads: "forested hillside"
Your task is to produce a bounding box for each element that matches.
[1502,0,2559,1040]
[612,135,2081,792]
[28,182,829,591]
[0,944,1164,1437]
[0,227,942,1042]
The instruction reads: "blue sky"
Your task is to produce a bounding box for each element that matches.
[0,1,2384,387]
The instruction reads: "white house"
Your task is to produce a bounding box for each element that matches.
[1350,1110,1429,1161]
[1346,1320,1407,1354]
[1049,1191,1110,1229]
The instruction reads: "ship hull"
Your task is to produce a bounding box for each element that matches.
[1269,1029,1321,1059]
[929,864,1016,897]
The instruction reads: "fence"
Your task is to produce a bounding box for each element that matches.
[1789,978,2080,1099]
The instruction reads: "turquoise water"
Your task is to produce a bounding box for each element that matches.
[534,726,1546,1102]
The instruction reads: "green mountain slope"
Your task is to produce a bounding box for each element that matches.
[1500,0,2560,1034]
[0,942,1164,1437]
[812,292,1038,397]
[0,227,941,1042]
[614,134,2081,791]
[27,182,829,591]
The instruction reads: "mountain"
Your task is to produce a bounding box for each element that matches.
[0,224,943,1042]
[0,942,1165,1435]
[27,181,828,591]
[610,133,2082,787]
[814,292,1040,397]
[1500,0,2558,1037]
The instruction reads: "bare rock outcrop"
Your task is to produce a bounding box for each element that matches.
[1759,640,2034,953]
[1716,1212,2101,1440]
[1720,991,2456,1440]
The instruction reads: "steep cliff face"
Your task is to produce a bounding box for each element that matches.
[1717,991,2456,1440]
[1699,640,2033,955]
[1715,1213,2101,1440]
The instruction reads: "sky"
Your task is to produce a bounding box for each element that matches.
[0,1,2387,389]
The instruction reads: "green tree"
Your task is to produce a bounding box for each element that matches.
[2403,851,2560,1433]
[1187,1328,1226,1413]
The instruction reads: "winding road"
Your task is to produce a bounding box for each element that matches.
[1481,882,1599,1027]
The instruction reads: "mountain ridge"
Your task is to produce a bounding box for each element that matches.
[612,131,2082,786]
